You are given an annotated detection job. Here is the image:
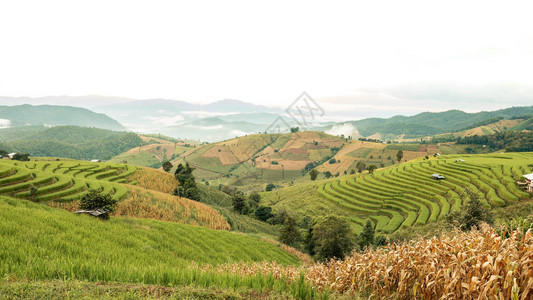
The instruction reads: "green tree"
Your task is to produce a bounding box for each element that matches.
[356,162,366,173]
[162,160,173,172]
[185,187,199,201]
[350,168,356,175]
[367,165,377,173]
[232,192,246,214]
[290,127,300,133]
[309,169,319,181]
[312,215,353,261]
[279,216,301,246]
[29,184,39,201]
[357,220,375,250]
[79,189,117,220]
[396,150,404,163]
[12,153,30,161]
[265,183,276,192]
[174,163,194,186]
[304,226,316,256]
[446,189,494,231]
[255,206,273,221]
[172,186,185,197]
[324,171,332,179]
[249,192,261,203]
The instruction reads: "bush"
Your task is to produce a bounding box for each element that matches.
[79,189,117,220]
[265,183,276,192]
[255,206,273,222]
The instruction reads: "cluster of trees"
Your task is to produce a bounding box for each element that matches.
[0,150,29,161]
[277,214,387,261]
[172,163,200,201]
[456,132,533,152]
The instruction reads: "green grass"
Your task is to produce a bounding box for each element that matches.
[0,196,326,298]
[0,160,136,203]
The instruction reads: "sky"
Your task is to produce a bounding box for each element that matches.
[0,0,532,116]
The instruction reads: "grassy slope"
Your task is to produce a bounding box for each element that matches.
[0,196,300,283]
[262,152,533,234]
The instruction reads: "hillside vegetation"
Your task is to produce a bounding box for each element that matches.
[326,106,533,140]
[0,104,125,131]
[0,159,231,230]
[1,126,143,160]
[0,197,308,296]
[263,152,533,233]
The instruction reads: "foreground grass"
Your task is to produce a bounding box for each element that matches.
[0,277,299,299]
[0,197,310,293]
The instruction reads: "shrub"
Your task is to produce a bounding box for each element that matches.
[79,189,117,220]
[255,206,273,222]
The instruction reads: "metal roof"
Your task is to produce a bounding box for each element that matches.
[523,173,533,180]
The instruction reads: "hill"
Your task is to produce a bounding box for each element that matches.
[170,131,346,191]
[108,134,200,168]
[432,116,533,140]
[261,152,533,233]
[113,131,474,192]
[0,104,125,131]
[0,159,232,230]
[1,126,144,161]
[321,106,533,141]
[0,196,307,297]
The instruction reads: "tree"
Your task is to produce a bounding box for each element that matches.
[249,192,261,203]
[279,216,301,246]
[265,183,276,192]
[367,165,377,173]
[446,189,494,231]
[290,127,300,133]
[174,163,194,186]
[357,220,374,250]
[12,153,30,161]
[172,186,185,197]
[356,162,366,173]
[79,189,117,220]
[396,150,404,163]
[312,215,353,261]
[29,184,39,201]
[309,169,319,181]
[232,192,246,214]
[185,187,199,201]
[304,226,316,255]
[350,169,356,175]
[162,161,173,172]
[255,206,273,221]
[324,171,332,179]
[329,158,336,164]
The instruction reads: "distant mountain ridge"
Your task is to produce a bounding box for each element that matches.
[0,104,126,131]
[322,105,533,140]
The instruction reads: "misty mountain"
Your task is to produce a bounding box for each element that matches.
[0,104,126,131]
[321,106,533,140]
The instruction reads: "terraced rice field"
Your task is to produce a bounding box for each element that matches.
[0,160,138,203]
[318,152,533,233]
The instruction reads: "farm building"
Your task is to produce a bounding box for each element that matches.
[90,159,102,162]
[7,153,17,159]
[432,174,445,180]
[518,173,533,193]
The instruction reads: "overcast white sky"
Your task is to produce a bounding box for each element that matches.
[0,0,532,115]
